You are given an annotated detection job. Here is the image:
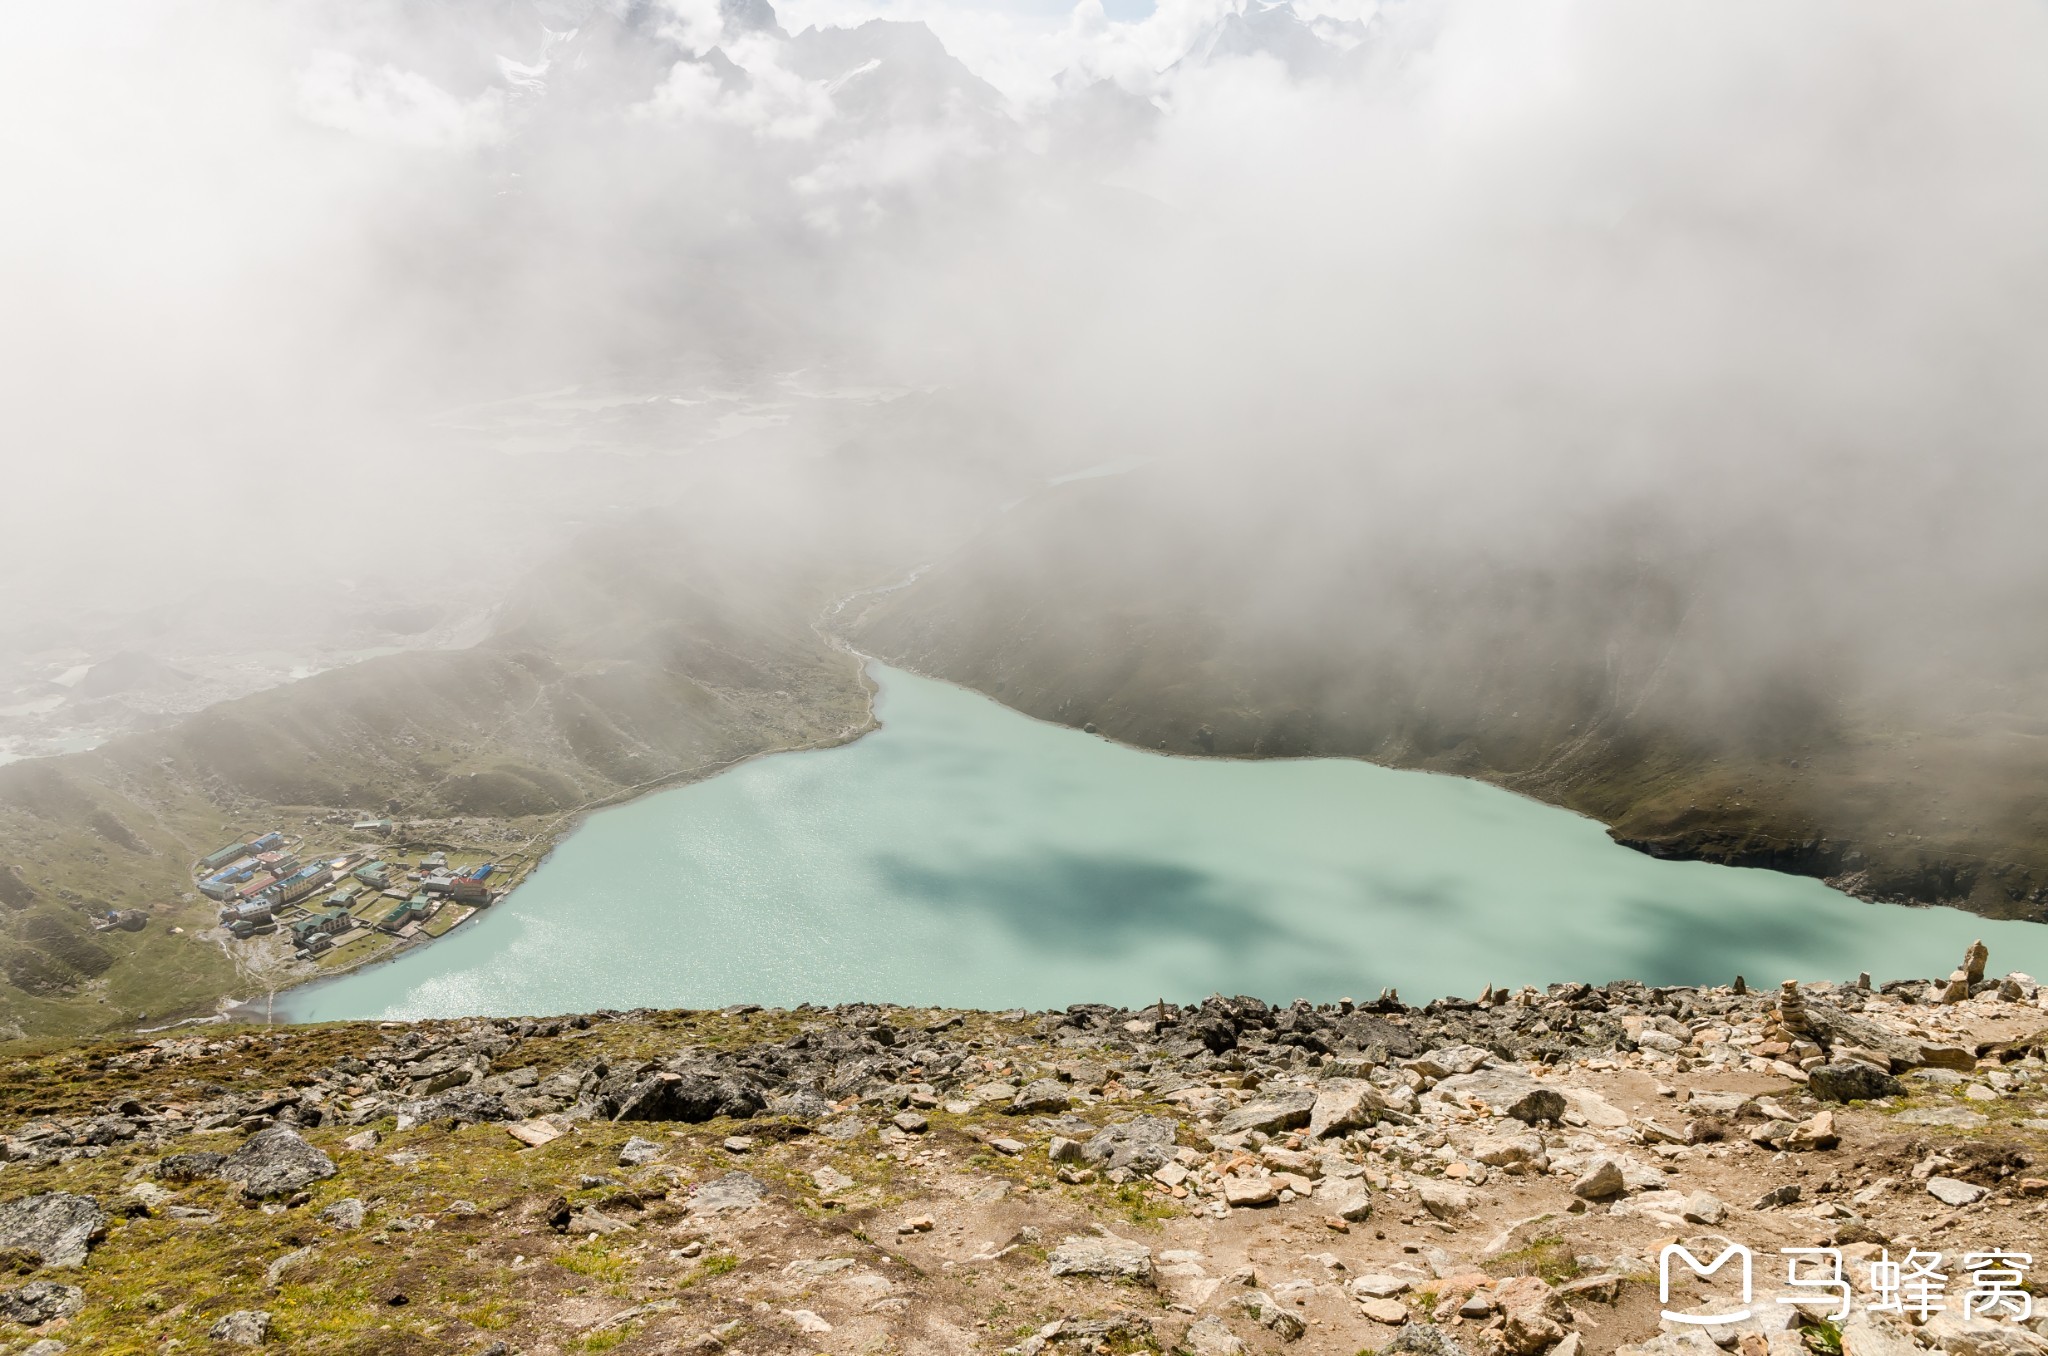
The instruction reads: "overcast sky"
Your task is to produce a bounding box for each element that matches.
[5,0,2047,719]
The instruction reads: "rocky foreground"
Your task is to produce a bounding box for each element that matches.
[4,953,2048,1355]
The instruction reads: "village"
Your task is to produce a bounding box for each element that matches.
[189,817,505,970]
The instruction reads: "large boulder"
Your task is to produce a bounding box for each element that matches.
[1404,1045,1492,1081]
[1809,1062,1905,1103]
[1433,1071,1565,1124]
[1008,1079,1071,1115]
[1215,1090,1316,1137]
[0,1195,107,1268]
[1081,1117,1179,1174]
[1470,1129,1548,1173]
[1802,1001,1922,1070]
[1494,1276,1571,1355]
[607,1069,764,1123]
[219,1128,337,1199]
[0,1280,83,1324]
[1572,1157,1625,1200]
[1418,1181,1477,1218]
[395,1087,510,1129]
[1308,1080,1386,1139]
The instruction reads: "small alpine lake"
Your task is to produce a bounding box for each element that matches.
[284,663,2048,1021]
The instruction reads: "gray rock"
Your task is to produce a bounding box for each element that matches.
[22,1342,66,1356]
[1215,1090,1317,1137]
[1926,1177,1987,1207]
[618,1136,661,1167]
[1047,1136,1085,1164]
[1679,1191,1727,1225]
[208,1309,272,1344]
[0,1281,83,1325]
[319,1198,365,1229]
[1752,1184,1801,1209]
[1321,1178,1374,1221]
[606,1069,764,1123]
[1240,1290,1306,1341]
[1927,1315,2043,1356]
[1471,1129,1548,1171]
[153,1152,227,1182]
[1838,1313,1920,1356]
[1307,1080,1386,1139]
[1009,1079,1071,1115]
[1418,1181,1477,1218]
[1800,1001,1922,1070]
[1038,1313,1151,1347]
[1381,1322,1472,1356]
[1809,1062,1905,1103]
[1405,1045,1492,1080]
[1572,1158,1625,1200]
[1894,1106,1988,1128]
[765,1090,834,1120]
[566,1207,633,1236]
[1433,1071,1565,1123]
[1351,1274,1412,1299]
[219,1129,336,1200]
[1047,1235,1154,1284]
[0,1194,107,1268]
[394,1088,509,1130]
[1081,1116,1178,1174]
[689,1171,768,1213]
[1221,1172,1277,1207]
[1183,1316,1248,1356]
[263,1247,313,1289]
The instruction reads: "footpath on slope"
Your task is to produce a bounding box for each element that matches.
[1,944,2047,1355]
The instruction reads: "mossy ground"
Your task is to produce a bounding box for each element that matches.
[0,1010,1211,1352]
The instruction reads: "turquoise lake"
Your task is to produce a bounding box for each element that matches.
[284,664,2048,1021]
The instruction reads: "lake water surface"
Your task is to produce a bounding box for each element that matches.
[285,664,2048,1021]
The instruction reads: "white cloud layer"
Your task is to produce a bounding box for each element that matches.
[3,0,2047,703]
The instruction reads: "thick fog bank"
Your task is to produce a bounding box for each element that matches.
[4,0,2047,740]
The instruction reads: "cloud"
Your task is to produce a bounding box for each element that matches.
[296,50,509,149]
[4,0,2048,736]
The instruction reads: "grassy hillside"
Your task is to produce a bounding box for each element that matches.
[0,400,1043,1037]
[0,513,886,1037]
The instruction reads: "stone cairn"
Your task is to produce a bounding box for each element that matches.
[1775,979,1814,1039]
[1939,939,1992,1004]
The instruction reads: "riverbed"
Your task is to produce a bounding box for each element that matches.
[284,664,2048,1020]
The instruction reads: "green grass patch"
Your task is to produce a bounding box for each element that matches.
[557,1240,634,1284]
[1801,1319,1844,1355]
[1488,1235,1582,1285]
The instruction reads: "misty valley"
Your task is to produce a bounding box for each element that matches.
[5,0,2048,1042]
